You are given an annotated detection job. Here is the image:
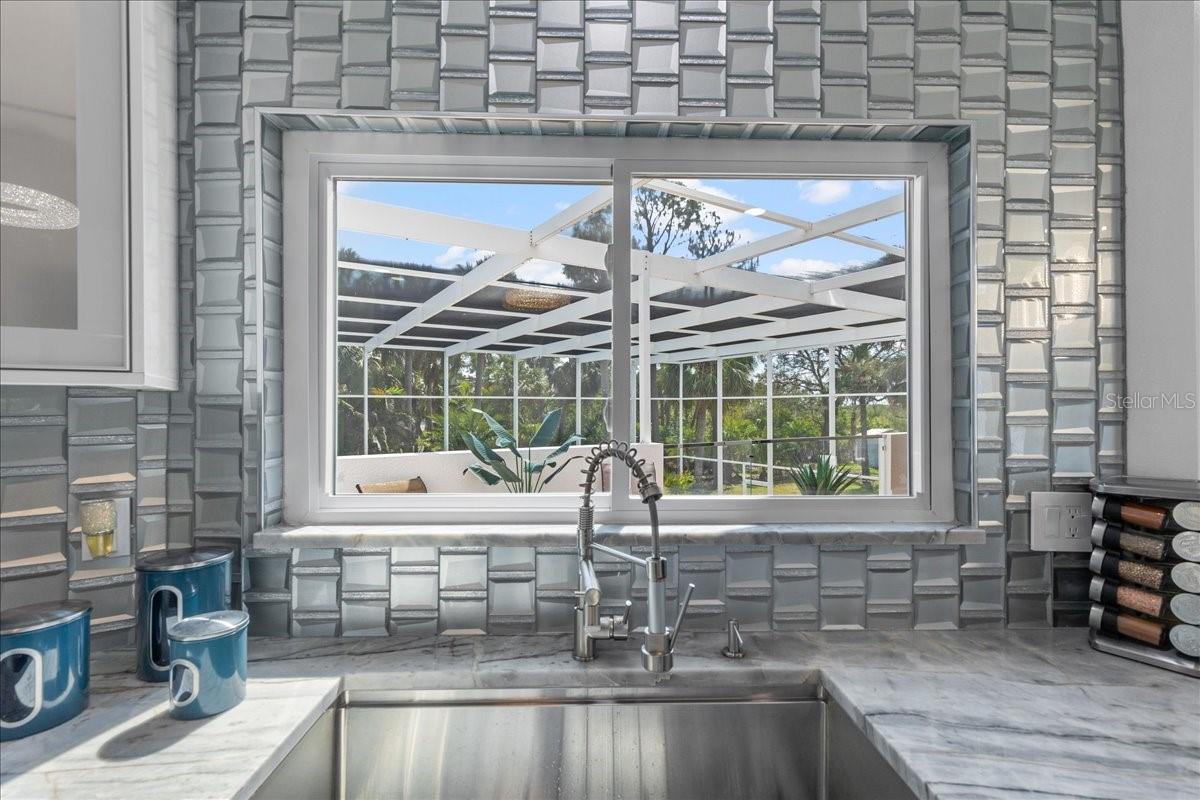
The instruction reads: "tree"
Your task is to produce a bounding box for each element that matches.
[834,341,907,477]
[564,207,612,291]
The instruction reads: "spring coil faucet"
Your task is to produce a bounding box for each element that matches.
[573,441,695,673]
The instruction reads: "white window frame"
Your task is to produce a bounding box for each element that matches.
[282,133,952,525]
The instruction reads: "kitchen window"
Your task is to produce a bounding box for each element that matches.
[282,134,952,525]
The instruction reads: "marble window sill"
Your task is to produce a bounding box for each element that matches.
[254,522,985,549]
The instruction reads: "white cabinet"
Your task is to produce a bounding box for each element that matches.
[0,1,177,389]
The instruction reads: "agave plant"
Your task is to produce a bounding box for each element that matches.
[461,407,582,493]
[787,454,859,495]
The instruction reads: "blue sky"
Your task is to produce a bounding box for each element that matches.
[336,178,905,284]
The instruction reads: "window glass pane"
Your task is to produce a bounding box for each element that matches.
[580,399,609,444]
[722,443,769,495]
[368,349,443,396]
[367,398,442,455]
[722,398,766,442]
[337,398,364,456]
[772,397,831,492]
[674,446,717,494]
[681,399,717,443]
[834,340,907,393]
[651,399,679,445]
[338,346,364,395]
[517,399,576,447]
[682,361,716,397]
[448,353,513,397]
[335,178,610,494]
[651,362,679,398]
[632,175,910,499]
[518,356,574,397]
[722,356,766,396]
[580,359,610,397]
[773,348,829,396]
[448,398,513,451]
[834,396,909,496]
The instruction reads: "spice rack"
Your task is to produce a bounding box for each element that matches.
[1088,476,1200,678]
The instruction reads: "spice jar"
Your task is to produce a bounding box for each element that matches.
[1091,522,1200,563]
[1088,577,1200,624]
[1089,549,1200,593]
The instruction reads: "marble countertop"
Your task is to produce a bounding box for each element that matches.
[1,629,1196,799]
[255,521,986,549]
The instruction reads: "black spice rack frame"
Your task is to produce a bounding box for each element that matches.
[1088,476,1200,679]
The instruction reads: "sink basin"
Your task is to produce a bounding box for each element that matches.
[255,686,915,800]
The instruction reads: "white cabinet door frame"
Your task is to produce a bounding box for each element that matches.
[0,0,177,390]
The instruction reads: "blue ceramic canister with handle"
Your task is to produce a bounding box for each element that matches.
[166,610,248,720]
[135,547,233,682]
[0,600,92,741]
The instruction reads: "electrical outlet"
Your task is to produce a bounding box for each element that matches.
[1030,491,1094,552]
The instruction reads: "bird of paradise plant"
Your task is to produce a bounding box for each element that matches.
[461,407,582,493]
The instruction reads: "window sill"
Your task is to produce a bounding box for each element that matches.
[254,522,985,550]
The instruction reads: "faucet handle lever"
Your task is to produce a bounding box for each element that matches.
[669,583,696,651]
[619,599,633,626]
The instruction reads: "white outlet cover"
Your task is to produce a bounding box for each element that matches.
[1030,491,1094,552]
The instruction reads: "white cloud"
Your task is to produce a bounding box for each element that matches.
[872,179,904,192]
[766,257,847,278]
[798,180,853,205]
[435,245,494,266]
[553,200,571,211]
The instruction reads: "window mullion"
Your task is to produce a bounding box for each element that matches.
[827,345,837,464]
[609,162,633,512]
[716,358,724,495]
[766,354,774,497]
[677,364,683,484]
[362,351,369,455]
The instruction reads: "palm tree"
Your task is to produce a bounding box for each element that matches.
[834,342,906,476]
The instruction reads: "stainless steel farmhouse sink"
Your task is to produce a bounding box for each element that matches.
[254,686,916,800]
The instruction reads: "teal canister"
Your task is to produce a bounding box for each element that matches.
[0,601,92,741]
[166,611,248,720]
[135,547,233,682]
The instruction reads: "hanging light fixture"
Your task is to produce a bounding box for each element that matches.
[0,181,80,230]
[502,287,571,313]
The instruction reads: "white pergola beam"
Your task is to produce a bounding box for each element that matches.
[530,186,612,244]
[810,288,905,318]
[693,194,905,273]
[342,188,908,360]
[650,323,906,363]
[515,290,801,359]
[502,257,908,358]
[337,260,596,298]
[363,250,529,349]
[342,190,617,350]
[337,294,417,308]
[650,310,885,355]
[644,179,904,258]
[340,196,527,253]
[808,260,906,291]
[339,197,610,271]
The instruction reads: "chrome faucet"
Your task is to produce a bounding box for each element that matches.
[573,441,694,673]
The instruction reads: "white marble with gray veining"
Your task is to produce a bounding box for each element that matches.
[254,521,985,549]
[1,630,1195,799]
